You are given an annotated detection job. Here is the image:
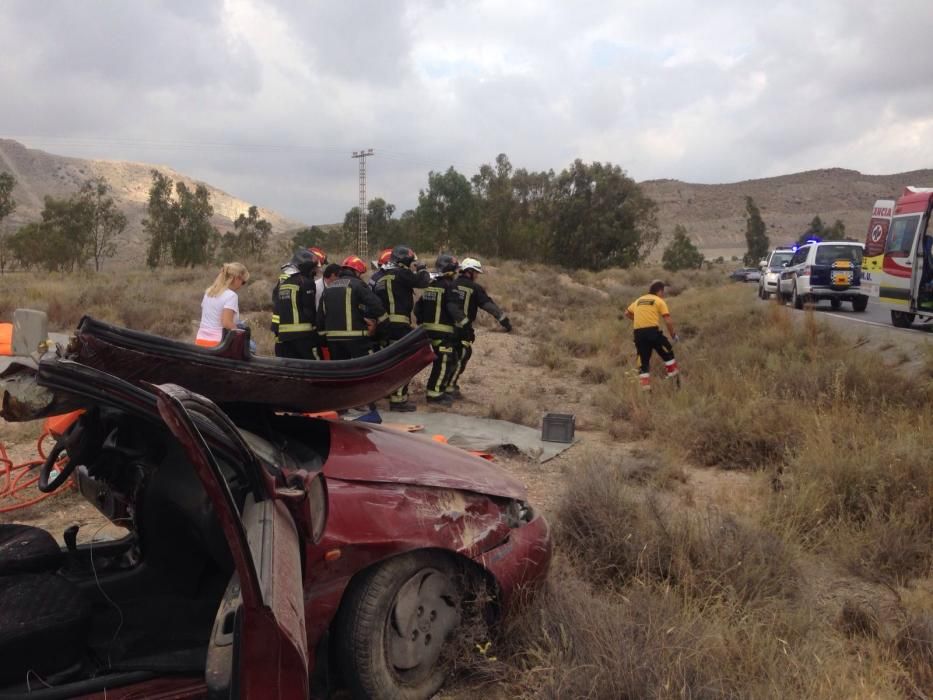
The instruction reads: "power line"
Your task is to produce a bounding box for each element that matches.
[351,148,374,260]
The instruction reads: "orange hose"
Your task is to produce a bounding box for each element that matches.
[0,439,75,514]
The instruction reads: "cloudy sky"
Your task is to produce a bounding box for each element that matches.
[2,0,933,224]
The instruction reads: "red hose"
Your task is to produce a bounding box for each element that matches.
[0,430,74,514]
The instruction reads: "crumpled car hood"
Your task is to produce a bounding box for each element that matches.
[323,420,527,500]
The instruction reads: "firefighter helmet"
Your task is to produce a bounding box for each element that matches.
[435,253,459,274]
[460,257,484,274]
[308,247,328,265]
[377,248,393,266]
[341,255,367,275]
[390,245,417,267]
[291,249,318,274]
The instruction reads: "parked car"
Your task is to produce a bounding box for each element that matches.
[729,268,761,282]
[758,247,794,298]
[0,317,551,699]
[777,241,868,311]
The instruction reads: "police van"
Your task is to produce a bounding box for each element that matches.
[862,187,933,328]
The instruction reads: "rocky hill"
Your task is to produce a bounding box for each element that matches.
[640,167,933,258]
[0,139,303,263]
[2,138,931,263]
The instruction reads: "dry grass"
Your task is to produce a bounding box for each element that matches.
[465,454,907,699]
[5,260,932,698]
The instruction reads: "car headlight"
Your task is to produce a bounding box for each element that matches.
[503,500,534,528]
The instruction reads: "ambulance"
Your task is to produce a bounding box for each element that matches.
[861,187,933,327]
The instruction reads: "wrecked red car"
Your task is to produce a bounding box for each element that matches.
[0,317,551,699]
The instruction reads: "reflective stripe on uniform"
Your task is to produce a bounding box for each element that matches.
[326,329,370,338]
[422,322,454,333]
[344,286,353,334]
[389,314,411,324]
[278,322,313,333]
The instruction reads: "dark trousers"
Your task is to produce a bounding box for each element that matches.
[450,340,473,390]
[426,335,458,398]
[633,328,674,374]
[275,339,321,360]
[328,338,374,361]
[386,323,413,404]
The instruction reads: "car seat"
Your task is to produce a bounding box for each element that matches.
[0,524,63,576]
[0,573,92,685]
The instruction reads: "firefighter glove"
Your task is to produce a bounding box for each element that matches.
[499,316,512,332]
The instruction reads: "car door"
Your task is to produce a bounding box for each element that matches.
[781,247,806,293]
[152,383,312,699]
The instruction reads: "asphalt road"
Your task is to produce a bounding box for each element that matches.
[752,283,933,338]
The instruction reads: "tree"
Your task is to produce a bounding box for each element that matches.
[548,160,660,270]
[662,225,705,271]
[78,177,127,271]
[143,170,218,267]
[220,205,272,261]
[143,170,179,267]
[471,153,515,255]
[743,196,769,266]
[290,224,348,255]
[0,172,17,274]
[415,167,478,251]
[9,194,93,272]
[173,182,218,267]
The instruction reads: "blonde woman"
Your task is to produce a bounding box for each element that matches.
[195,262,249,347]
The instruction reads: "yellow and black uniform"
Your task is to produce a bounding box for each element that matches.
[415,275,467,398]
[271,270,322,360]
[626,293,677,385]
[318,270,389,360]
[375,264,431,404]
[448,275,508,392]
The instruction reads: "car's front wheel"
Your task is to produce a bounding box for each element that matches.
[852,296,869,312]
[830,298,842,310]
[336,551,466,700]
[792,282,803,310]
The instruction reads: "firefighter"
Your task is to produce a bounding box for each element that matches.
[415,253,467,406]
[448,257,512,398]
[368,248,395,291]
[374,245,431,411]
[271,249,322,360]
[624,280,680,390]
[318,255,389,361]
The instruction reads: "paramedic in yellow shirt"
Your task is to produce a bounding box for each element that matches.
[624,280,680,390]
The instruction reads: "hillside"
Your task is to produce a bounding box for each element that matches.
[640,167,933,258]
[3,138,932,263]
[0,139,304,263]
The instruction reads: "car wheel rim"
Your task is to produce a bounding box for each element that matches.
[386,567,461,684]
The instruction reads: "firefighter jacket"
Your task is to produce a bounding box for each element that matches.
[451,275,505,342]
[318,270,389,340]
[415,274,466,337]
[271,270,317,341]
[375,264,432,326]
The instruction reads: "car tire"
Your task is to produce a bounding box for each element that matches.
[830,299,842,310]
[792,283,803,310]
[891,310,915,328]
[852,296,868,312]
[335,551,467,700]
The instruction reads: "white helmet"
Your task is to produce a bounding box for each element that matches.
[460,257,484,274]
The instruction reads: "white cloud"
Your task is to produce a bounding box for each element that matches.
[1,0,932,224]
